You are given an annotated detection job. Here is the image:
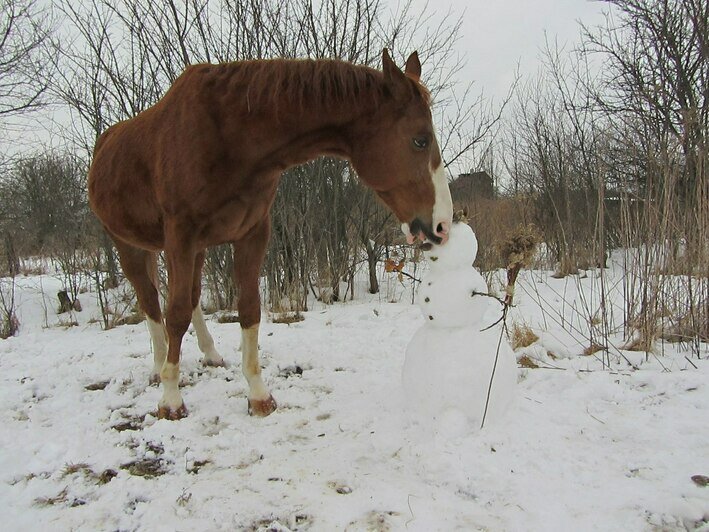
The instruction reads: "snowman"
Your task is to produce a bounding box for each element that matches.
[402,220,517,432]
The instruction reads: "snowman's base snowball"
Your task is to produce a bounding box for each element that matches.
[402,324,517,430]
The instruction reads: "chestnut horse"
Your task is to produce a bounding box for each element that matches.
[88,49,453,420]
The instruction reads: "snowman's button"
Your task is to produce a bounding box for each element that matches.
[424,297,430,303]
[428,315,434,320]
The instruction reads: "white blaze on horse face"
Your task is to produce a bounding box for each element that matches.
[430,160,453,242]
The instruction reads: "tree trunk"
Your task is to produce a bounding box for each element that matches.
[366,245,379,294]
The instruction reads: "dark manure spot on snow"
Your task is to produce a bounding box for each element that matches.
[112,420,141,432]
[61,463,118,485]
[121,457,167,478]
[121,441,167,478]
[278,365,304,378]
[294,514,311,526]
[329,481,352,494]
[85,380,111,391]
[428,315,434,321]
[692,475,709,487]
[187,459,211,474]
[97,469,118,484]
[111,412,147,432]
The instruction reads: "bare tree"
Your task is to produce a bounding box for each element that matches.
[51,0,498,313]
[581,0,708,206]
[0,0,56,130]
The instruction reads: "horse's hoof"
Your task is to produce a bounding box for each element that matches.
[149,373,161,386]
[157,403,188,420]
[202,356,226,368]
[248,395,277,417]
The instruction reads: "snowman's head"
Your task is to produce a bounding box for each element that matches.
[422,221,478,270]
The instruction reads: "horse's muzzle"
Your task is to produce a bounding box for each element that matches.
[409,218,449,245]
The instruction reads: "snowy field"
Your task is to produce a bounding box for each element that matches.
[1,262,708,531]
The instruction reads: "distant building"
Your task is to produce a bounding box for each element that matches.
[449,171,494,204]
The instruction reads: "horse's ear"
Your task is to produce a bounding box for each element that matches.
[382,48,400,82]
[405,51,421,81]
[382,48,411,101]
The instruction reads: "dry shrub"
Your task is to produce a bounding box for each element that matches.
[456,196,536,270]
[20,261,48,276]
[114,312,145,326]
[499,224,541,270]
[511,322,539,350]
[272,312,304,324]
[499,224,541,306]
[661,303,709,344]
[623,335,655,353]
[34,487,69,507]
[583,343,605,356]
[518,355,540,368]
[216,311,240,324]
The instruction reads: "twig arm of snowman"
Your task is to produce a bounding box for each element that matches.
[470,290,512,332]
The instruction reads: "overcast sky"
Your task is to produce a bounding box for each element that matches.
[418,0,609,98]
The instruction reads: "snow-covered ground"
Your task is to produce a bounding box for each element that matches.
[1,263,708,531]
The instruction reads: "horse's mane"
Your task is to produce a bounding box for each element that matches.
[210,57,430,114]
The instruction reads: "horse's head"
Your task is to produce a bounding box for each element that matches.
[350,49,453,245]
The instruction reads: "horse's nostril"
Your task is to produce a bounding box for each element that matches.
[435,221,450,236]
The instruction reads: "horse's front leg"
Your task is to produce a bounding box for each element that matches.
[157,233,196,420]
[234,219,277,417]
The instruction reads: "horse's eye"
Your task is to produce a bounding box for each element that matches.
[412,136,428,150]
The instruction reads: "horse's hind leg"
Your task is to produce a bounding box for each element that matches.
[112,237,167,384]
[234,218,277,417]
[191,251,225,367]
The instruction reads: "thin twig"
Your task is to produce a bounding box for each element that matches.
[481,304,509,429]
[684,356,698,370]
[586,407,606,425]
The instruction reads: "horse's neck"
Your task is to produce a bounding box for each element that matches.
[264,94,378,166]
[264,61,384,162]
